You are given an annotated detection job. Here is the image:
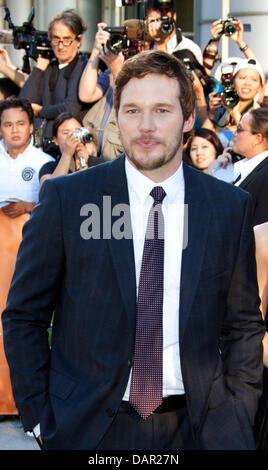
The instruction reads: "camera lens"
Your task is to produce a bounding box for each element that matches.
[82,133,93,144]
[225,23,236,35]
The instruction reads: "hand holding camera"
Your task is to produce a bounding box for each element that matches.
[74,128,95,170]
[93,23,111,54]
[210,17,244,44]
[61,127,94,170]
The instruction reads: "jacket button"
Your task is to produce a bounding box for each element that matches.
[106,408,115,417]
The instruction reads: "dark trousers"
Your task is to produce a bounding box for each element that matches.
[96,401,197,450]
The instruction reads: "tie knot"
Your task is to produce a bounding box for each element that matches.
[150,186,166,205]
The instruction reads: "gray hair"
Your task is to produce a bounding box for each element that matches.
[48,9,88,39]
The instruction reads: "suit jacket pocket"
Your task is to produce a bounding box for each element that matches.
[49,369,78,400]
[198,394,255,450]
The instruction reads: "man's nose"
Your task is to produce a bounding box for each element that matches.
[138,111,156,132]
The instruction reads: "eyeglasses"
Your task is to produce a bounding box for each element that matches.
[50,38,77,47]
[236,124,255,134]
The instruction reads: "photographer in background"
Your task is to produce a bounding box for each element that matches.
[203,18,258,75]
[79,23,123,105]
[79,23,124,160]
[145,0,203,65]
[19,9,89,139]
[39,112,106,184]
[205,58,265,147]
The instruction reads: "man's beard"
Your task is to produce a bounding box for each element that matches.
[119,131,183,172]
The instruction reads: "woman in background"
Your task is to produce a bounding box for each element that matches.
[184,127,224,173]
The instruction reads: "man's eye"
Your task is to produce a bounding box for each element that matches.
[126,109,138,114]
[157,108,169,113]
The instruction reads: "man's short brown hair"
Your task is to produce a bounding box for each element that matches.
[113,50,195,121]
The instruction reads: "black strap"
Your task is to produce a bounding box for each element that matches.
[48,54,80,101]
[176,27,182,45]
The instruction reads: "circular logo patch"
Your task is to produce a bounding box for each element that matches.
[22,167,35,181]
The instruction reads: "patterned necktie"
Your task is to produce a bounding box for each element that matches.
[129,186,166,419]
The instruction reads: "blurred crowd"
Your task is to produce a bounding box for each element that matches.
[0,0,268,449]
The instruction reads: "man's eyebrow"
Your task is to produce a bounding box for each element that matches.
[121,103,139,109]
[153,102,175,108]
[3,119,26,124]
[121,102,175,108]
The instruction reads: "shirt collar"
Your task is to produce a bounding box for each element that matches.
[0,137,34,159]
[235,150,268,173]
[125,156,184,205]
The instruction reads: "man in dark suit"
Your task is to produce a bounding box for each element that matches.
[2,50,264,450]
[232,108,268,225]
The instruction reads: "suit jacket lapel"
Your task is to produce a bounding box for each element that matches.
[102,154,137,331]
[238,155,268,189]
[179,164,212,342]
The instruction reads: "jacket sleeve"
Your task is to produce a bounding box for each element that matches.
[19,67,44,104]
[2,179,65,432]
[221,193,265,424]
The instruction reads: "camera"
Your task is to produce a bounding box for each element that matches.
[218,65,239,108]
[104,19,152,55]
[2,7,54,74]
[174,50,215,96]
[73,127,94,144]
[159,15,174,35]
[221,17,237,36]
[104,26,128,54]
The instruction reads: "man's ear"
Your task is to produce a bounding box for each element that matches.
[254,132,264,146]
[183,111,195,133]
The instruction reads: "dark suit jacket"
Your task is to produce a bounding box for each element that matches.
[2,155,264,450]
[237,155,268,225]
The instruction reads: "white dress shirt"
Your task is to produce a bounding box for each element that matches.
[234,151,268,186]
[123,157,186,400]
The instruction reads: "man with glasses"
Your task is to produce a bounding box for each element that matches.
[211,108,268,224]
[232,108,268,225]
[19,9,108,140]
